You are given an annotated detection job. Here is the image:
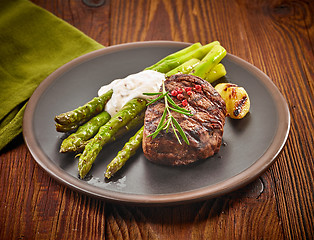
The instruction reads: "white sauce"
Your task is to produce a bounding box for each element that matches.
[98,70,165,116]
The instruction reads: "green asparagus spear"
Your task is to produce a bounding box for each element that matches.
[165,58,200,77]
[60,111,111,153]
[191,44,227,79]
[56,115,101,132]
[204,63,227,83]
[78,98,147,178]
[147,41,220,73]
[74,110,145,152]
[55,123,80,132]
[55,89,113,126]
[164,53,226,83]
[145,42,202,71]
[109,110,145,142]
[105,126,144,179]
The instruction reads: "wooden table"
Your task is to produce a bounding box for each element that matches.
[1,0,313,239]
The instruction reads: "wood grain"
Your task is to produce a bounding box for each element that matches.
[0,0,313,239]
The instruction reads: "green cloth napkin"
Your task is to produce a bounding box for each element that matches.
[0,0,104,151]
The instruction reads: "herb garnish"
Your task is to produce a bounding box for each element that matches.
[143,80,193,145]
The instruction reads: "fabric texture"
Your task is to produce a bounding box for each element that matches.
[0,0,104,151]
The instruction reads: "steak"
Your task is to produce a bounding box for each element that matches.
[142,74,227,166]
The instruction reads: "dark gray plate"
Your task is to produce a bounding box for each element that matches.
[23,41,290,205]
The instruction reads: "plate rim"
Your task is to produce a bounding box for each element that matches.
[23,41,290,205]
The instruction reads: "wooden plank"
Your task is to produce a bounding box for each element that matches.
[105,175,284,239]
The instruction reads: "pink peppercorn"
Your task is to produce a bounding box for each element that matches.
[182,99,188,107]
[171,90,178,96]
[187,91,192,96]
[177,88,183,94]
[177,94,184,100]
[184,87,192,92]
[194,84,202,92]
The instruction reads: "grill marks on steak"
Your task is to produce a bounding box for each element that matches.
[142,74,227,166]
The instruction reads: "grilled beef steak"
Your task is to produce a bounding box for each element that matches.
[142,74,227,166]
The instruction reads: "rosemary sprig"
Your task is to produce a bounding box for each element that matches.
[143,81,192,145]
